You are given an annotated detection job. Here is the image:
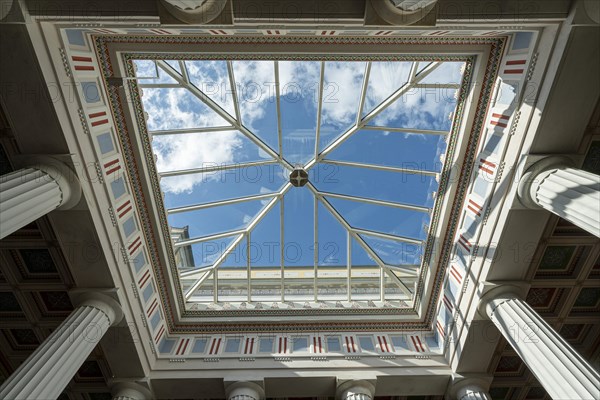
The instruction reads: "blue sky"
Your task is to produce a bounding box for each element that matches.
[135,59,464,288]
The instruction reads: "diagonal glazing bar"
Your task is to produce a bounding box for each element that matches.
[168,192,278,215]
[320,159,439,177]
[159,159,277,178]
[385,264,420,277]
[305,61,441,169]
[317,190,430,213]
[352,227,424,246]
[227,60,241,123]
[183,269,214,299]
[314,61,325,160]
[209,183,292,274]
[306,182,412,296]
[182,183,293,300]
[181,264,214,278]
[415,83,461,89]
[179,60,189,83]
[362,125,447,136]
[150,126,236,136]
[356,62,372,127]
[174,229,246,248]
[157,61,295,171]
[184,234,244,300]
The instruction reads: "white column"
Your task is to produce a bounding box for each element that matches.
[226,381,265,400]
[336,380,375,400]
[450,378,491,400]
[480,287,600,400]
[111,382,151,400]
[518,156,600,237]
[0,161,81,239]
[0,293,123,400]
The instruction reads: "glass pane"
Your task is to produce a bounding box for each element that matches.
[162,164,287,209]
[419,61,465,85]
[152,130,272,176]
[317,202,348,301]
[313,163,436,208]
[359,234,423,266]
[327,129,447,173]
[185,60,236,117]
[319,61,367,152]
[280,61,321,165]
[167,199,266,239]
[232,60,279,151]
[175,236,237,269]
[328,197,428,241]
[362,61,413,118]
[141,87,229,131]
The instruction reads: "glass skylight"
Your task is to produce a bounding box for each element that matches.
[134,57,466,310]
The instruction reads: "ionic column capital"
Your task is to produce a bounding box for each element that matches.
[477,285,523,320]
[111,381,152,400]
[225,381,265,400]
[72,291,124,327]
[517,155,574,210]
[450,377,492,400]
[336,380,376,400]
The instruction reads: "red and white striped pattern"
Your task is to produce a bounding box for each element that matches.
[489,112,511,129]
[478,158,498,177]
[138,269,151,289]
[88,111,110,129]
[175,338,191,356]
[436,321,446,338]
[371,30,393,36]
[442,294,454,313]
[501,56,528,78]
[71,54,95,72]
[427,30,452,36]
[457,234,472,253]
[243,337,255,354]
[317,30,339,36]
[206,29,233,35]
[147,298,159,316]
[128,236,143,257]
[277,336,288,354]
[148,28,173,35]
[449,264,463,284]
[312,336,324,354]
[262,29,286,35]
[116,199,132,219]
[410,335,426,353]
[92,28,121,35]
[344,335,358,353]
[208,337,222,355]
[466,195,484,218]
[154,326,165,343]
[376,335,391,353]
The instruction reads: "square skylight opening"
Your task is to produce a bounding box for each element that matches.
[131,55,470,313]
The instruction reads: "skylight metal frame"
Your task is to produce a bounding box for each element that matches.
[136,57,464,308]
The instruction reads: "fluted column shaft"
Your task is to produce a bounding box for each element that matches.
[519,157,600,237]
[0,293,122,400]
[483,290,600,400]
[0,163,81,239]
